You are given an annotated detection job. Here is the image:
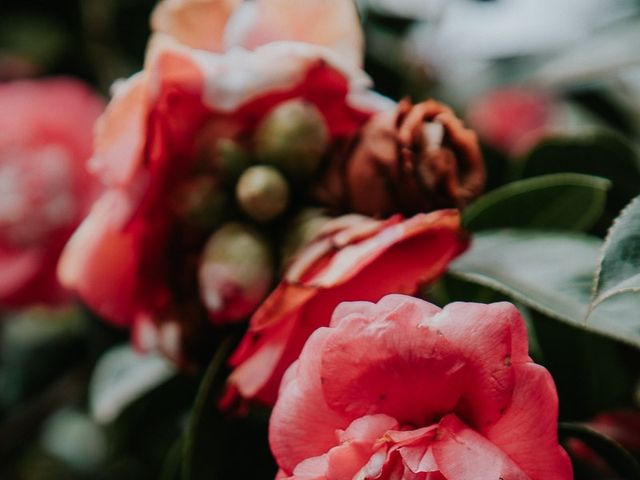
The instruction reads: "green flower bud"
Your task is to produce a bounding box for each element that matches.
[236,165,290,222]
[281,208,331,270]
[170,176,226,228]
[199,223,273,324]
[254,99,329,180]
[216,138,252,184]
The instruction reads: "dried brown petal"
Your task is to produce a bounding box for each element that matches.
[315,99,485,217]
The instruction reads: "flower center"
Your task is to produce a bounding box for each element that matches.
[0,144,78,247]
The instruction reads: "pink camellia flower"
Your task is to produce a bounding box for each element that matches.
[0,78,104,307]
[270,294,573,479]
[466,87,555,155]
[151,0,363,66]
[58,16,385,360]
[226,210,468,406]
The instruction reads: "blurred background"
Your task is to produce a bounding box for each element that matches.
[3,0,640,479]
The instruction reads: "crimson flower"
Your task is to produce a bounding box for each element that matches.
[227,210,468,405]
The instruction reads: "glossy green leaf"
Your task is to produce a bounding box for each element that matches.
[89,345,176,425]
[559,422,640,479]
[529,310,632,419]
[463,173,610,231]
[450,230,640,347]
[518,131,640,211]
[590,195,640,309]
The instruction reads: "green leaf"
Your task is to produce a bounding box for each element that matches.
[559,422,640,479]
[181,338,234,480]
[0,306,86,409]
[590,195,640,309]
[40,409,107,473]
[88,345,176,425]
[450,230,640,347]
[518,131,640,211]
[160,437,183,480]
[181,338,277,479]
[567,88,638,137]
[463,173,610,231]
[529,310,633,419]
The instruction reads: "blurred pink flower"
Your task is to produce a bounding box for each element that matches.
[0,78,104,308]
[466,87,555,155]
[270,295,573,479]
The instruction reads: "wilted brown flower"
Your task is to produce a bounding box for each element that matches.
[314,99,486,217]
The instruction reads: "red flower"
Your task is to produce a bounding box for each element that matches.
[58,31,385,360]
[270,295,573,479]
[226,210,468,406]
[0,78,104,307]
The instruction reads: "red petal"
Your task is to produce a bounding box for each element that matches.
[58,192,140,326]
[485,363,573,479]
[432,415,530,480]
[269,328,351,474]
[321,296,469,425]
[229,210,468,405]
[90,75,149,187]
[427,302,530,429]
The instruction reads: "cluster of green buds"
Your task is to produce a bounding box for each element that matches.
[234,98,330,223]
[171,98,331,325]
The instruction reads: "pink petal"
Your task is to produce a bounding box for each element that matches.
[224,0,364,66]
[269,328,351,474]
[0,248,44,300]
[0,78,104,158]
[58,192,140,326]
[89,74,149,187]
[151,0,241,52]
[427,302,530,429]
[485,363,573,480]
[321,296,470,426]
[432,415,530,480]
[0,78,104,306]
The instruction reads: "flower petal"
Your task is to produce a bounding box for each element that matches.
[58,191,140,326]
[0,248,45,301]
[224,0,364,66]
[228,211,468,405]
[151,0,241,52]
[269,328,351,474]
[432,415,530,480]
[89,74,149,187]
[321,295,469,426]
[485,363,573,480]
[427,302,530,429]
